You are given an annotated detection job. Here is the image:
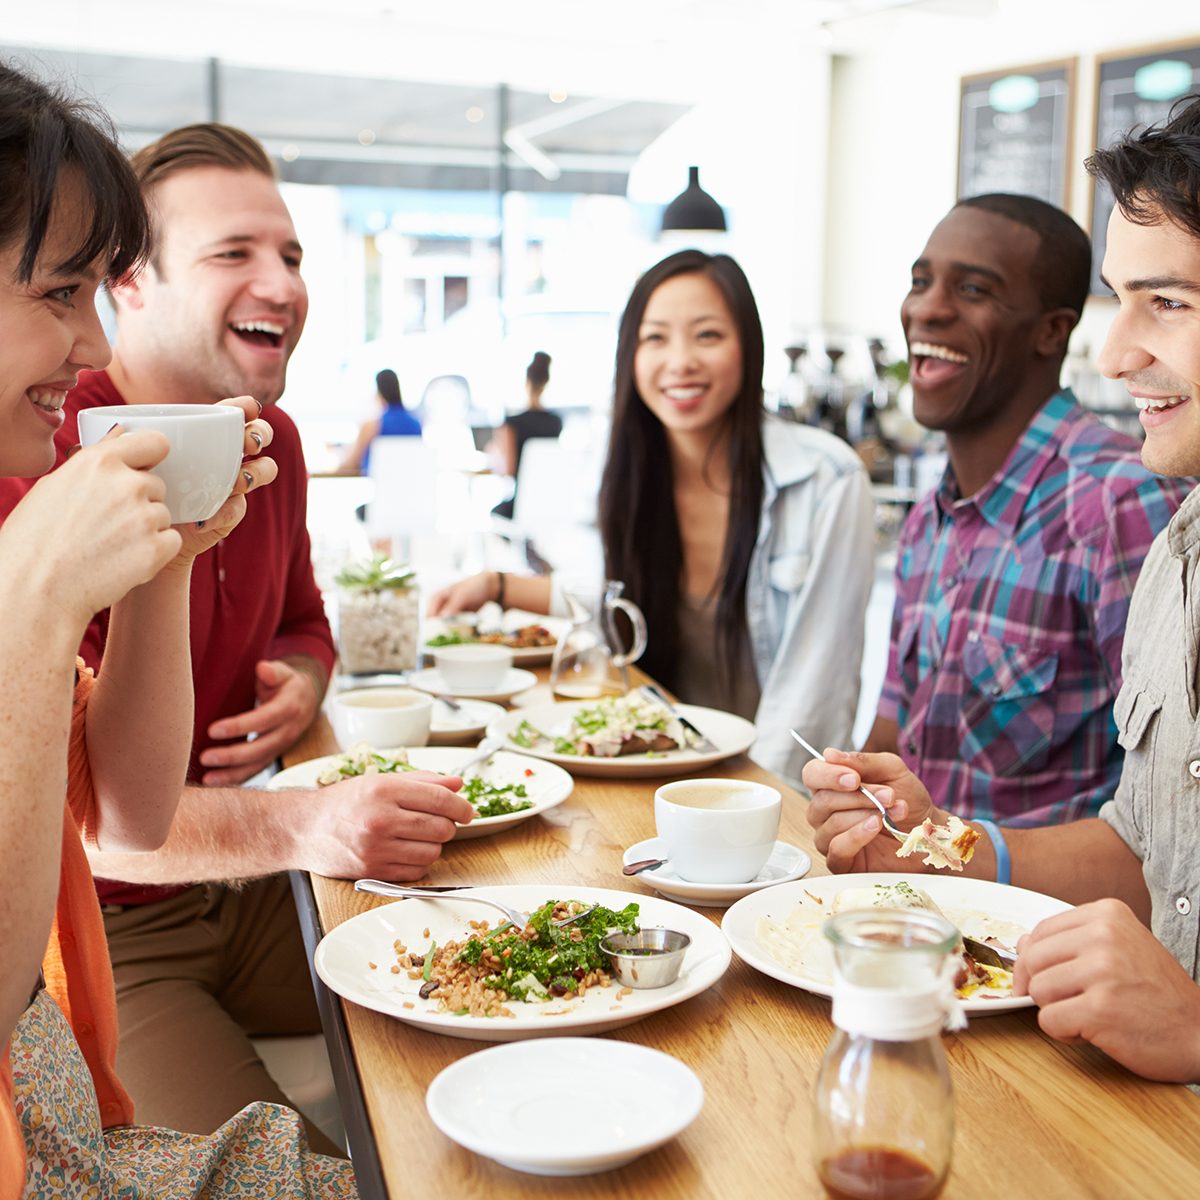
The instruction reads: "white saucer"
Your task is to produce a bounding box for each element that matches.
[409,666,538,703]
[428,698,506,744]
[622,838,811,907]
[425,1038,703,1175]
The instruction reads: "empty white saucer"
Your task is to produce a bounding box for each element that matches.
[409,666,538,703]
[622,837,812,907]
[426,1038,703,1175]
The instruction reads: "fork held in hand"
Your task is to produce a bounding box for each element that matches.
[453,736,503,779]
[789,730,908,845]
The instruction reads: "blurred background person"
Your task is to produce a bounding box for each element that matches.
[490,350,561,519]
[336,367,421,475]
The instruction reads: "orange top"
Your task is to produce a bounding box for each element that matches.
[1,664,134,1199]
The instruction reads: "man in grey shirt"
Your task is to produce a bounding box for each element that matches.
[801,98,1200,1087]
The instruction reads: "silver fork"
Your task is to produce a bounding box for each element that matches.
[452,736,503,779]
[354,880,597,930]
[789,730,907,845]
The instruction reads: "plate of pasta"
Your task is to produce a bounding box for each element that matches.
[722,873,1071,1014]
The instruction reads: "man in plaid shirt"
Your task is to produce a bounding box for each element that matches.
[864,194,1189,826]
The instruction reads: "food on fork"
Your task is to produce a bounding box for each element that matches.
[895,815,980,872]
[508,693,698,758]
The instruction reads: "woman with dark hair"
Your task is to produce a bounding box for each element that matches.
[336,366,420,475]
[0,61,354,1197]
[490,350,563,518]
[431,250,874,783]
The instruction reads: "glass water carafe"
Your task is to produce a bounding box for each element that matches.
[814,908,959,1200]
[550,580,648,699]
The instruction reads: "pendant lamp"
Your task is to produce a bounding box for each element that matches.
[660,165,727,232]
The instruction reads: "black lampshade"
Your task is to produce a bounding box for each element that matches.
[660,165,727,233]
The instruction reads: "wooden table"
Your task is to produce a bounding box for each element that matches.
[285,678,1199,1199]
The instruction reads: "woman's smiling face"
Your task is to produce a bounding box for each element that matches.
[633,271,744,441]
[0,175,111,478]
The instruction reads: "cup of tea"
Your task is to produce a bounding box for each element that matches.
[77,403,244,524]
[332,687,433,749]
[654,778,782,883]
[434,643,513,691]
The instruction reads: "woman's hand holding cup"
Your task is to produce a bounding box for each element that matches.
[171,395,277,564]
[0,427,180,629]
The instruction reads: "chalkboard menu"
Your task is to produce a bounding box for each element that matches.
[1090,41,1200,294]
[958,60,1074,208]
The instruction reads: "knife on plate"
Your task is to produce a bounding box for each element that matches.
[639,683,719,753]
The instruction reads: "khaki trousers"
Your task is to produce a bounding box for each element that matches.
[102,874,343,1158]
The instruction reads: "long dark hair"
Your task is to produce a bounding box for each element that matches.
[0,61,149,283]
[597,249,766,691]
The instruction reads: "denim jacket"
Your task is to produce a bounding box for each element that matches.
[550,417,875,787]
[746,417,875,785]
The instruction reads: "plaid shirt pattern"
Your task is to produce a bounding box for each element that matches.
[878,390,1191,826]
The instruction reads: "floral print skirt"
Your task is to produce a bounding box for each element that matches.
[12,991,356,1199]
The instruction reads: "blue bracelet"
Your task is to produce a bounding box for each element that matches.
[975,819,1011,886]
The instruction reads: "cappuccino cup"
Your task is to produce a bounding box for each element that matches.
[332,687,432,749]
[654,778,782,884]
[78,403,244,524]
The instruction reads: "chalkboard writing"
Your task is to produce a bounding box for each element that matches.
[1090,42,1200,294]
[959,62,1074,208]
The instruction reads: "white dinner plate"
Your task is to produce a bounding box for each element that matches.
[428,698,506,745]
[426,1038,703,1176]
[267,747,572,840]
[487,701,757,778]
[314,884,731,1041]
[424,613,565,667]
[623,838,811,907]
[409,666,538,703]
[721,873,1072,1015]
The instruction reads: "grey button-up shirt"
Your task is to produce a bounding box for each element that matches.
[1100,486,1200,982]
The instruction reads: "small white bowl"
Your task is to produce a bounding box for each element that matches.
[433,643,513,691]
[331,686,432,749]
[425,1038,703,1175]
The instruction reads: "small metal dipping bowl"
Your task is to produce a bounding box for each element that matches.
[600,928,691,989]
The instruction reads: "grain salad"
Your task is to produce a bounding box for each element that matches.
[386,899,640,1017]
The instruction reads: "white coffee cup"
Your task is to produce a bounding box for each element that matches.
[434,643,513,691]
[332,687,432,749]
[654,778,782,884]
[78,403,244,524]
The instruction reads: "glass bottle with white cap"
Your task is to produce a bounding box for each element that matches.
[814,907,961,1199]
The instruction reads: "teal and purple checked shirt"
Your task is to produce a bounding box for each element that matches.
[878,390,1191,827]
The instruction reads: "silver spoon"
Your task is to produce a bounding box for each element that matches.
[789,730,908,845]
[623,858,669,876]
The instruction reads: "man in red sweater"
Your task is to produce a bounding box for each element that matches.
[0,124,473,1154]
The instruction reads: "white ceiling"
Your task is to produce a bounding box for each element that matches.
[2,0,1000,101]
